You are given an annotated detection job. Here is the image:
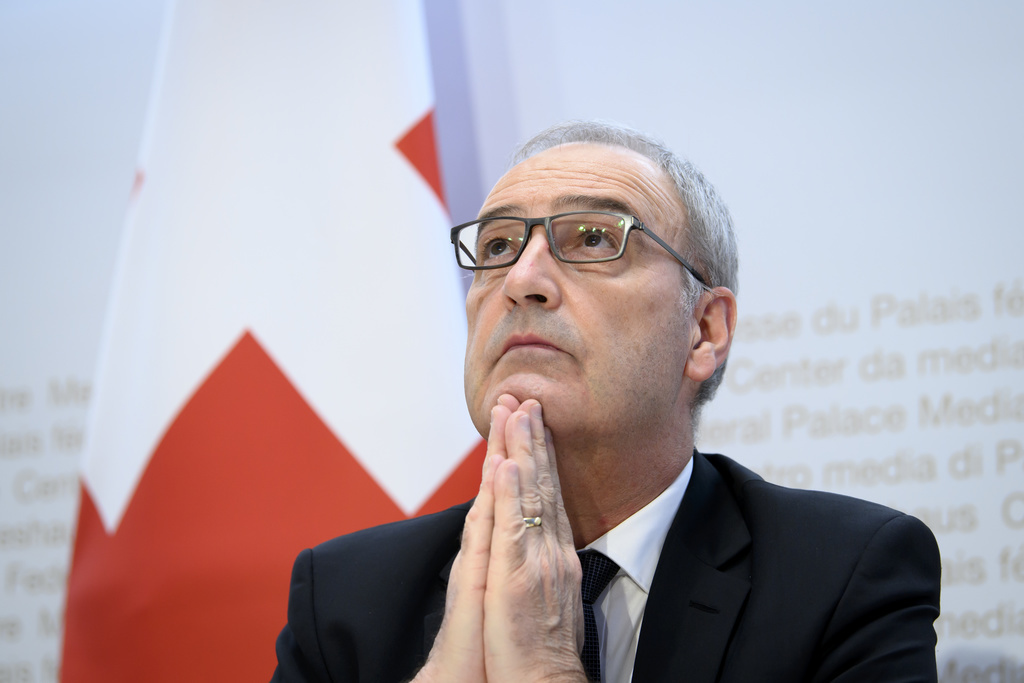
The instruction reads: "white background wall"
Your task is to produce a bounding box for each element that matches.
[2,2,166,680]
[1,1,1021,679]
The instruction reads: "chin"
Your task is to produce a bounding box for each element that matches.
[471,360,591,435]
[495,373,558,405]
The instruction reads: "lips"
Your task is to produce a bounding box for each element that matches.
[501,334,563,356]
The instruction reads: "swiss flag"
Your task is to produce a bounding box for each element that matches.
[62,2,482,680]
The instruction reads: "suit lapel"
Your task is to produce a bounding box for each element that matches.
[632,452,752,683]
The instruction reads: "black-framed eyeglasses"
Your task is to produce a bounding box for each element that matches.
[450,211,709,288]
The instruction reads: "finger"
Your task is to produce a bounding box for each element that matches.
[486,403,513,470]
[480,450,501,495]
[429,452,495,681]
[504,408,543,522]
[497,393,520,412]
[460,451,498,585]
[483,457,587,682]
[490,458,527,569]
[544,426,575,548]
[526,402,559,535]
[449,451,497,613]
[460,451,499,579]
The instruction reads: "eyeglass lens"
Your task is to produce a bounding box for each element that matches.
[457,212,628,268]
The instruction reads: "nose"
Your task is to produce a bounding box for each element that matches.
[502,224,563,308]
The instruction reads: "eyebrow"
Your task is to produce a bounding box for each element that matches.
[476,194,640,222]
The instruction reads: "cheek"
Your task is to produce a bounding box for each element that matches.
[605,290,691,376]
[462,286,499,416]
[464,288,491,363]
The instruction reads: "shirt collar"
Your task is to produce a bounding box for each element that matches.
[585,457,693,594]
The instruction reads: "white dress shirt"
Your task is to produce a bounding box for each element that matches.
[583,458,693,683]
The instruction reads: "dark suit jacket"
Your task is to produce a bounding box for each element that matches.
[272,452,941,682]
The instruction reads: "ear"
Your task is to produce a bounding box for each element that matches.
[684,287,738,383]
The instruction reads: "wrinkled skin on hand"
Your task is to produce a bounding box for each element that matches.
[416,396,585,683]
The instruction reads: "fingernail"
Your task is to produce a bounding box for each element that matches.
[530,403,542,421]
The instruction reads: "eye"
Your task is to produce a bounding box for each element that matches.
[581,228,611,248]
[476,231,523,264]
[555,215,623,259]
[486,238,511,256]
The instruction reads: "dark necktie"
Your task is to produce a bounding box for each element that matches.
[578,550,620,682]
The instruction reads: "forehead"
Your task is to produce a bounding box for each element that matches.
[481,143,685,232]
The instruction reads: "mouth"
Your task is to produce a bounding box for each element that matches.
[501,334,564,356]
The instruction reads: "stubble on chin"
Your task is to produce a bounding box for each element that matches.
[464,309,582,436]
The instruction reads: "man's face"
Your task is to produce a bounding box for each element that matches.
[464,143,698,449]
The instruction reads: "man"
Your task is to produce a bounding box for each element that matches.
[272,121,940,682]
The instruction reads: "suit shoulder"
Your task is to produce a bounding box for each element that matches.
[274,505,469,681]
[695,453,940,680]
[308,500,471,576]
[701,451,935,548]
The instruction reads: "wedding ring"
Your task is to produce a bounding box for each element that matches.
[523,516,543,528]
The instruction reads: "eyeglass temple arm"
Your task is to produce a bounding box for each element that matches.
[456,241,477,266]
[640,227,710,289]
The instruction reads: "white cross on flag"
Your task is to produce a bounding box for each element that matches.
[62,2,483,680]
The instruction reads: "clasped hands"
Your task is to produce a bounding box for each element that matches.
[415,395,587,683]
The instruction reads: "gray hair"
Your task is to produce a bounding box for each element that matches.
[511,120,739,424]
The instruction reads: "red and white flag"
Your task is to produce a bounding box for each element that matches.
[63,2,483,680]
